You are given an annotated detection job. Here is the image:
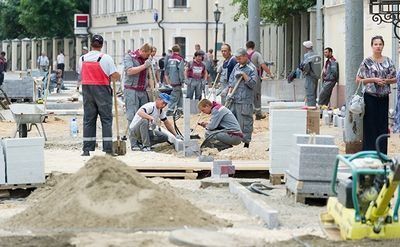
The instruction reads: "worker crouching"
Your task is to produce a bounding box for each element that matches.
[129,93,181,152]
[198,99,243,151]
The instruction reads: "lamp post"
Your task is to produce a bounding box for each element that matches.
[213,1,221,62]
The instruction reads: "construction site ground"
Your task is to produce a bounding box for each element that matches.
[1,84,400,246]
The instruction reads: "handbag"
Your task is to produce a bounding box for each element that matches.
[349,82,364,115]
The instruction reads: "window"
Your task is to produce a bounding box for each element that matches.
[131,0,135,10]
[174,37,186,58]
[174,0,187,8]
[94,0,99,15]
[149,37,153,45]
[139,0,144,10]
[121,39,125,58]
[121,0,125,12]
[103,0,107,14]
[130,39,135,51]
[112,40,116,60]
[112,0,116,13]
[148,0,153,9]
[140,38,144,46]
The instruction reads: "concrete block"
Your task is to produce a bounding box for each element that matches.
[2,137,45,184]
[212,160,234,178]
[0,143,6,184]
[285,171,333,196]
[229,181,279,229]
[183,139,200,157]
[174,139,184,152]
[3,77,34,99]
[294,134,335,146]
[289,144,338,181]
[333,114,338,127]
[198,155,214,162]
[269,101,305,110]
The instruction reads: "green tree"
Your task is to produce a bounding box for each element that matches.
[0,0,30,40]
[232,0,316,25]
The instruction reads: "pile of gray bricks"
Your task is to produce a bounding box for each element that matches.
[269,109,307,175]
[286,134,338,202]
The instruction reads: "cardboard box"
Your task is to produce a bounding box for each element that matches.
[307,109,320,134]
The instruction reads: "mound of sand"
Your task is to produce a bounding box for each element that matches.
[6,156,226,230]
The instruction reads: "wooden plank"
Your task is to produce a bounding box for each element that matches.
[0,183,44,190]
[140,172,198,180]
[270,174,285,185]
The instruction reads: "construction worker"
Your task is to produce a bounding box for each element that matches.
[129,93,179,152]
[79,34,121,156]
[300,40,321,106]
[186,51,208,100]
[217,43,237,105]
[318,47,339,107]
[165,45,185,116]
[123,43,153,149]
[246,41,273,120]
[198,99,243,151]
[227,48,257,148]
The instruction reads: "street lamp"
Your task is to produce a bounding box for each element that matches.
[213,1,221,62]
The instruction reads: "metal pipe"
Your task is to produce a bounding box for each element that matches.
[157,0,166,54]
[206,0,209,51]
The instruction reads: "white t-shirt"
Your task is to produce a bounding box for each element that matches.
[57,54,65,64]
[78,50,117,76]
[129,102,167,129]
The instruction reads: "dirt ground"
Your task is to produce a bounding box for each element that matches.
[1,111,400,246]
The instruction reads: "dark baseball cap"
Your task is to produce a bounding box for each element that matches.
[91,34,104,45]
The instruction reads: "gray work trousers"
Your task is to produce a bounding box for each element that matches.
[131,119,169,147]
[229,103,254,144]
[318,80,337,106]
[82,85,113,152]
[186,78,202,100]
[125,89,148,146]
[304,76,318,106]
[168,85,183,112]
[253,77,262,115]
[203,131,242,151]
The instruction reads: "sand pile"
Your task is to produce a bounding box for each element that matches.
[6,156,226,230]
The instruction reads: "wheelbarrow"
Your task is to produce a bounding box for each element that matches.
[9,104,47,140]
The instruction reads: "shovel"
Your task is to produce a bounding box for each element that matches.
[112,80,127,155]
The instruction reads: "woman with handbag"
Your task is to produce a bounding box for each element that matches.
[356,36,397,154]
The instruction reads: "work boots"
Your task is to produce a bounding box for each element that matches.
[255,113,267,120]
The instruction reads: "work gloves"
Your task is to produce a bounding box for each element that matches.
[175,134,184,140]
[234,70,244,79]
[144,59,152,68]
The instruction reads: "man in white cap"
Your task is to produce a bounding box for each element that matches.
[300,40,321,106]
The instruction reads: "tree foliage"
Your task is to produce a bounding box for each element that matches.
[232,0,316,25]
[0,0,30,40]
[0,0,89,40]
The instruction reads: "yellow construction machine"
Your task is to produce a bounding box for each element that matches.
[321,134,400,240]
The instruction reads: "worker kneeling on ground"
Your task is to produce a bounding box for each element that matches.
[129,93,181,152]
[198,99,243,151]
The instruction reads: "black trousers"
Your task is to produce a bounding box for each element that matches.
[363,93,389,154]
[82,85,113,152]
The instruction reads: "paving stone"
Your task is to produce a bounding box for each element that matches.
[285,171,333,196]
[294,134,335,145]
[2,137,45,184]
[229,181,279,229]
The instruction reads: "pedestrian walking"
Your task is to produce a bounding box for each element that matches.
[79,34,121,156]
[246,41,273,120]
[217,43,237,105]
[165,45,185,116]
[300,41,321,106]
[123,43,153,149]
[0,51,7,87]
[56,50,65,78]
[37,52,49,72]
[318,47,339,106]
[227,48,257,148]
[198,99,243,151]
[356,35,396,154]
[186,51,208,100]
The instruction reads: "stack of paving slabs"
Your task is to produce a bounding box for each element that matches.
[285,134,338,202]
[269,108,307,175]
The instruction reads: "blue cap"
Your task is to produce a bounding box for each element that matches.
[159,93,171,104]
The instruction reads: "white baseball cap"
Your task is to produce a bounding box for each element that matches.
[303,41,313,48]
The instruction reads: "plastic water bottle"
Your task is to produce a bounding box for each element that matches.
[70,117,79,137]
